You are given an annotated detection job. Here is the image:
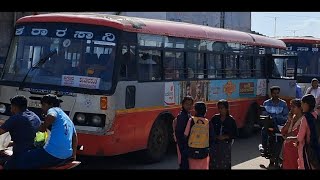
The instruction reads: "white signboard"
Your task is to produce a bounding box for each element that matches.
[257,79,267,96]
[61,75,100,89]
[164,82,175,106]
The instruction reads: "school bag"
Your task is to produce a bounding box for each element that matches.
[186,116,210,159]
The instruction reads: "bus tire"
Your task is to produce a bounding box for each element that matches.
[238,102,259,138]
[143,120,169,163]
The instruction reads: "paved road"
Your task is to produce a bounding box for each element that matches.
[76,132,269,169]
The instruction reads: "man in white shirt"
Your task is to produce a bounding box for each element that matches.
[305,78,320,107]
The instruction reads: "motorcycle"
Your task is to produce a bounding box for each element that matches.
[258,106,284,169]
[0,132,82,169]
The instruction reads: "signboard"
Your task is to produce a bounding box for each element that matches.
[239,82,254,95]
[62,75,100,89]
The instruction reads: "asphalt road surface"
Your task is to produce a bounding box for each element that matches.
[76,132,269,170]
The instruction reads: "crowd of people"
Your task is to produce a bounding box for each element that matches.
[258,78,320,170]
[1,78,320,170]
[173,97,237,169]
[0,94,77,169]
[174,78,320,170]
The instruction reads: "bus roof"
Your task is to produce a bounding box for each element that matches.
[279,36,320,44]
[17,12,286,49]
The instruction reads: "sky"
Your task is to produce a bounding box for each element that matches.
[251,12,320,38]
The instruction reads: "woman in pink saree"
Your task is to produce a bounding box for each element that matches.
[281,99,303,169]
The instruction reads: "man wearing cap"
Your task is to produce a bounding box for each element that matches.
[17,94,77,169]
[305,78,320,107]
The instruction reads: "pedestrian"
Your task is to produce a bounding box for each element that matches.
[210,99,237,169]
[184,102,214,169]
[173,96,194,169]
[281,99,303,169]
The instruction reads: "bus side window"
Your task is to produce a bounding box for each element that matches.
[138,49,161,81]
[120,45,136,80]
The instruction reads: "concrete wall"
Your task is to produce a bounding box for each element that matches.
[166,12,221,27]
[114,12,251,32]
[123,12,167,20]
[224,12,251,32]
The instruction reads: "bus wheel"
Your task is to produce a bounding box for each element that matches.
[144,120,169,163]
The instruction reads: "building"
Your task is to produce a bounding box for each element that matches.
[0,12,35,64]
[110,12,251,32]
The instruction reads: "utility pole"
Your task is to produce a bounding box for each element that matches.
[286,29,301,37]
[266,16,279,37]
[220,12,225,28]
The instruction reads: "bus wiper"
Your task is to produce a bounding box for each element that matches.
[19,49,57,91]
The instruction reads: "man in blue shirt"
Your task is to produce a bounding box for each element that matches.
[18,94,78,169]
[0,95,41,169]
[260,86,288,167]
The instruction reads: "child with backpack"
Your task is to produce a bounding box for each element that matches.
[295,94,320,169]
[210,99,237,169]
[173,96,194,169]
[183,102,215,169]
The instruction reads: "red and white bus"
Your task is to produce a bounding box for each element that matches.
[280,36,320,93]
[0,13,297,162]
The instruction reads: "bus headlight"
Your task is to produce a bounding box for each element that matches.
[76,113,86,124]
[91,115,102,126]
[0,104,6,114]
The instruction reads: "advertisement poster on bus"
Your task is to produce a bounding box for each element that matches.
[61,75,101,89]
[208,79,256,101]
[181,81,209,102]
[164,82,175,106]
[256,79,267,96]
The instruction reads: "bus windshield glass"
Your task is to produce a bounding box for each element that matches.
[272,56,296,79]
[1,22,119,92]
[292,45,320,77]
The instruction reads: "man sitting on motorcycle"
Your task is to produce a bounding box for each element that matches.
[0,95,41,169]
[260,86,289,167]
[17,94,78,169]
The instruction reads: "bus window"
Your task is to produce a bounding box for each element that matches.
[120,45,136,80]
[186,52,204,79]
[207,54,222,78]
[239,55,252,78]
[138,34,163,47]
[254,57,265,78]
[271,57,295,79]
[225,54,238,78]
[163,52,184,80]
[138,49,161,81]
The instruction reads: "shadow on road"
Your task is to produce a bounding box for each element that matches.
[231,131,262,166]
[76,132,264,169]
[76,143,178,169]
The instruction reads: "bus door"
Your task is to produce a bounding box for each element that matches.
[266,54,298,101]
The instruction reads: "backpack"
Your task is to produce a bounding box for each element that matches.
[303,112,320,169]
[186,116,210,159]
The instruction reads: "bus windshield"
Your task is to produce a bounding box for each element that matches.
[272,56,296,79]
[1,23,118,92]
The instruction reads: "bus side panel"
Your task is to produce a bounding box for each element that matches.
[77,98,264,156]
[77,107,181,156]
